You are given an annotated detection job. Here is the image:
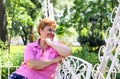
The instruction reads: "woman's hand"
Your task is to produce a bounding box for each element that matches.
[45,38,53,46]
[52,56,63,64]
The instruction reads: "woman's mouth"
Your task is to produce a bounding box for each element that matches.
[47,33,54,40]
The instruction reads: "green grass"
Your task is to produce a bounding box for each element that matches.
[71,46,82,53]
[10,45,25,54]
[0,45,25,66]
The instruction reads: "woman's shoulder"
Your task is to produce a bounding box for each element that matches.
[24,42,38,52]
[25,41,37,48]
[26,42,35,46]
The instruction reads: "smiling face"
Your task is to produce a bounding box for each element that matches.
[38,18,56,41]
[40,26,56,41]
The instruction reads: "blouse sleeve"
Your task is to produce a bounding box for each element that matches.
[24,43,35,62]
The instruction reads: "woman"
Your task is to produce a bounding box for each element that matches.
[9,18,72,79]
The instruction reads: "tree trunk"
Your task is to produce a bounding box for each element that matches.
[0,0,8,42]
[21,27,27,45]
[29,26,34,42]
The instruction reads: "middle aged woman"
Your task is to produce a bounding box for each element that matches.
[9,18,72,79]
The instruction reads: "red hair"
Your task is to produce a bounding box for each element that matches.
[38,18,56,35]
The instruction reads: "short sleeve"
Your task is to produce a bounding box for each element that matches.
[24,43,35,62]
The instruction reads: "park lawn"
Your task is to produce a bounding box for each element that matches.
[0,45,25,66]
[10,45,25,54]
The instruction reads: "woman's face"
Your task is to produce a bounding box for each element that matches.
[40,26,56,41]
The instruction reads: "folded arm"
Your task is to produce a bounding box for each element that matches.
[26,56,62,70]
[45,38,72,57]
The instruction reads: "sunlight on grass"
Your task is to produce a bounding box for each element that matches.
[10,45,25,64]
[10,45,25,54]
[72,46,82,53]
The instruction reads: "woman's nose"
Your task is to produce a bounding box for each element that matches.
[48,28,56,33]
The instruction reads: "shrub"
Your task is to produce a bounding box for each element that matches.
[72,46,99,65]
[0,45,25,78]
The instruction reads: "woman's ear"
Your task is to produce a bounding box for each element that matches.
[39,29,43,34]
[39,29,42,33]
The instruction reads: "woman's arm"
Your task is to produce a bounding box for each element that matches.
[45,38,72,57]
[26,56,62,70]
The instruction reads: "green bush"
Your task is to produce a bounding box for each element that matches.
[9,45,24,66]
[0,45,25,78]
[0,45,24,66]
[72,46,120,79]
[72,46,99,65]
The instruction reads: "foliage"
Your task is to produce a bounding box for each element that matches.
[0,45,24,79]
[59,0,119,52]
[0,40,8,50]
[6,0,42,45]
[0,40,8,66]
[9,45,24,65]
[72,45,99,65]
[0,45,24,66]
[72,46,120,79]
[54,0,74,35]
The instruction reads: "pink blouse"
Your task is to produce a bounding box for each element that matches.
[15,39,59,79]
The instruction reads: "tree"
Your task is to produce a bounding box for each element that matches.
[6,0,42,45]
[60,0,118,52]
[0,0,8,42]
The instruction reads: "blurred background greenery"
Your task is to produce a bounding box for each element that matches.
[0,0,120,79]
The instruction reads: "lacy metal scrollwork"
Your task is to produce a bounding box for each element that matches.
[57,56,92,79]
[92,1,120,79]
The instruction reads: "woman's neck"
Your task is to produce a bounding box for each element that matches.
[40,39,48,52]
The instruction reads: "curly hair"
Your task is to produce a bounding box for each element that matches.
[38,18,56,35]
